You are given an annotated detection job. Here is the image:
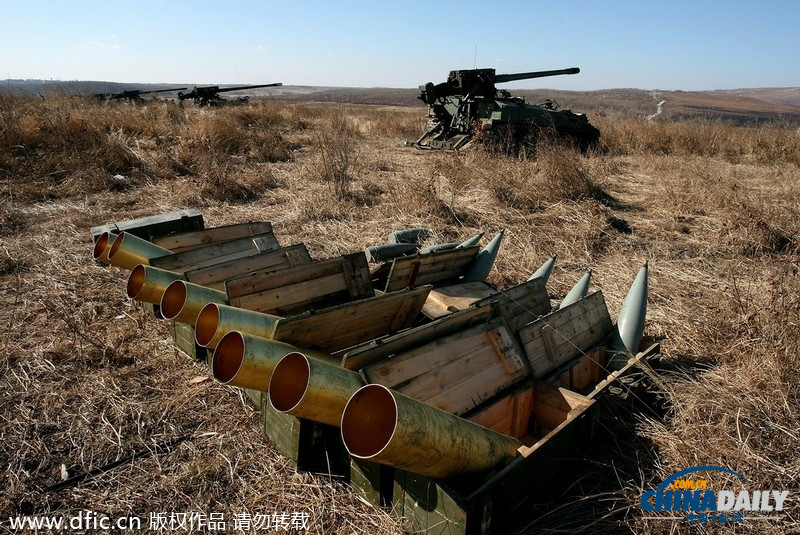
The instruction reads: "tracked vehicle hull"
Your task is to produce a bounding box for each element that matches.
[409,67,600,151]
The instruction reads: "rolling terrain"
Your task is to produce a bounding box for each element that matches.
[0,92,798,533]
[4,79,800,124]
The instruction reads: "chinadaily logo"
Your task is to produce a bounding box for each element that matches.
[640,466,789,525]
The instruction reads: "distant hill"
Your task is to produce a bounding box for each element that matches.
[3,79,800,125]
[710,88,800,108]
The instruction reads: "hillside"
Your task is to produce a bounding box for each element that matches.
[4,79,800,125]
[0,94,798,533]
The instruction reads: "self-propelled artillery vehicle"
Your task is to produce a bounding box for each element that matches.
[177,83,282,106]
[408,67,600,151]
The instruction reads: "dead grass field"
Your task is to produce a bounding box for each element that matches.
[1,95,798,533]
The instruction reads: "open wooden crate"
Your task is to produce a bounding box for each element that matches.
[358,343,659,535]
[342,289,657,534]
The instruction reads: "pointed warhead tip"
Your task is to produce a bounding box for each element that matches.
[483,229,505,249]
[528,254,556,282]
[463,229,504,282]
[456,231,484,249]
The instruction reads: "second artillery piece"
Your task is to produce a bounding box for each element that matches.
[94,87,188,102]
[408,67,600,151]
[178,83,283,106]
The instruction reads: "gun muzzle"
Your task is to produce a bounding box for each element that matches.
[195,303,280,349]
[127,265,184,305]
[342,384,521,478]
[107,231,172,270]
[160,280,227,325]
[269,352,364,427]
[92,232,118,264]
[211,332,327,391]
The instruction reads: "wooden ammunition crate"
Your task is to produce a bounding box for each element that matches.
[90,208,203,242]
[357,344,659,534]
[169,321,207,362]
[258,394,352,477]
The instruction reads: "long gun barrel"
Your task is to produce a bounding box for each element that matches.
[136,87,188,96]
[178,83,283,102]
[214,82,283,94]
[495,67,580,84]
[104,87,188,100]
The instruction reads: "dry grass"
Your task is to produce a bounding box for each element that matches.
[1,94,799,533]
[596,116,800,165]
[309,110,362,199]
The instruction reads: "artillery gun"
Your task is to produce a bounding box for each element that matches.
[408,67,600,151]
[94,87,188,102]
[177,83,282,106]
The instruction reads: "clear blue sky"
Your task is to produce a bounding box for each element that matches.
[1,0,797,90]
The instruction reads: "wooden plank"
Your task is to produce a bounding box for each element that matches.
[233,273,350,315]
[350,459,383,507]
[421,281,498,319]
[393,471,468,535]
[544,305,613,357]
[340,304,494,371]
[527,314,613,375]
[152,221,274,253]
[91,209,203,243]
[341,255,374,298]
[149,232,273,272]
[172,321,202,360]
[528,383,593,437]
[363,322,492,388]
[568,347,605,391]
[226,252,370,299]
[184,244,312,290]
[519,292,606,346]
[270,286,431,353]
[227,253,372,316]
[285,247,311,267]
[464,382,535,437]
[521,386,594,457]
[519,292,613,377]
[472,277,551,334]
[467,395,514,433]
[364,319,529,417]
[421,359,524,416]
[510,385,535,438]
[243,388,261,408]
[384,247,479,293]
[260,394,301,462]
[587,343,660,400]
[389,293,423,331]
[486,324,527,376]
[397,339,499,400]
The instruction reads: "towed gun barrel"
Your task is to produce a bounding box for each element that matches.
[178,82,283,105]
[95,87,188,101]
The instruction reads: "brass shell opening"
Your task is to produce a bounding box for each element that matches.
[212,331,246,384]
[107,231,126,259]
[160,280,187,320]
[195,304,221,347]
[269,352,310,412]
[126,265,146,299]
[341,384,398,458]
[93,232,111,260]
